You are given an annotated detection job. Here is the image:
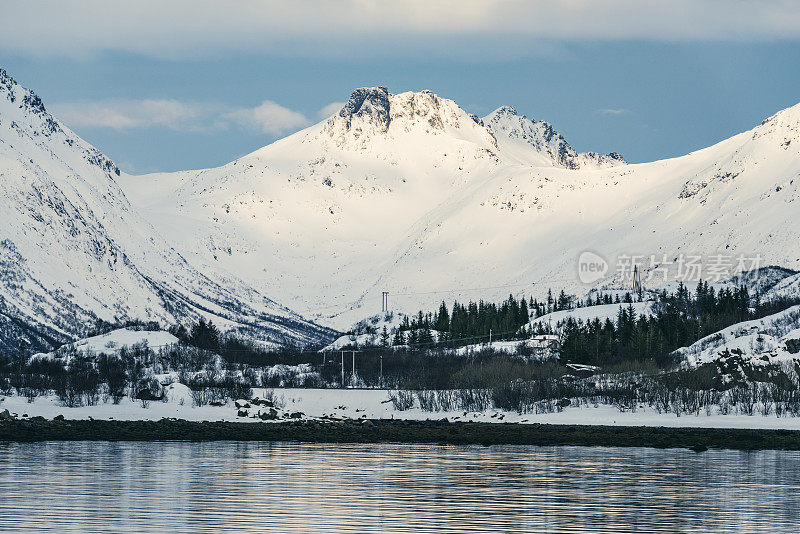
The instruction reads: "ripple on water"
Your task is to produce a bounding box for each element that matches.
[0,442,798,533]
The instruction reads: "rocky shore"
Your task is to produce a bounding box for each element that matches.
[3,418,800,451]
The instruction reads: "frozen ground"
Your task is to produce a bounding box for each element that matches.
[5,387,800,430]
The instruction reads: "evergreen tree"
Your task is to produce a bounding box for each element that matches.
[435,301,450,332]
[380,326,390,347]
[190,319,220,352]
[393,329,405,346]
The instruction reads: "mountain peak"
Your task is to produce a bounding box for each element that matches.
[338,86,391,132]
[339,86,390,117]
[1,67,50,119]
[0,66,120,177]
[482,106,625,169]
[321,86,497,151]
[492,105,518,116]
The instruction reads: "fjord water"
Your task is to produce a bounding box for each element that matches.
[0,442,798,533]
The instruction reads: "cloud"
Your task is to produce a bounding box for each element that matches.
[318,102,345,119]
[50,98,310,136]
[2,1,799,60]
[50,99,215,131]
[598,108,632,116]
[223,100,310,135]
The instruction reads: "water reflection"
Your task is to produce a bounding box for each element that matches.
[0,441,798,533]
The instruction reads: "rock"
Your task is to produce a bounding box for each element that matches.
[235,400,251,409]
[339,86,391,132]
[0,409,14,421]
[289,411,304,419]
[53,414,65,421]
[259,408,279,421]
[237,409,249,417]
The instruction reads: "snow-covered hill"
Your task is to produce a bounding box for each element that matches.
[674,305,800,367]
[120,85,800,329]
[0,68,335,353]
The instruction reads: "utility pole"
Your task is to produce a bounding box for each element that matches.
[633,265,642,295]
[341,350,345,388]
[379,353,383,388]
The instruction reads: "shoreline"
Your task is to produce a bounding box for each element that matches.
[7,387,800,431]
[3,419,800,451]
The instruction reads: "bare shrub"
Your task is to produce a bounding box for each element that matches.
[388,390,414,411]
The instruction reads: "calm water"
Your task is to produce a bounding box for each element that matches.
[0,442,798,533]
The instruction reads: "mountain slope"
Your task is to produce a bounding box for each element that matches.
[0,68,335,353]
[115,87,800,329]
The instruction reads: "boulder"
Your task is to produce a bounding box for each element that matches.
[259,408,279,421]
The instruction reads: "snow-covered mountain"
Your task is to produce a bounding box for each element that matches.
[483,105,625,169]
[120,85,800,329]
[0,68,335,353]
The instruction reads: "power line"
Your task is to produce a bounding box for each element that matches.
[309,276,578,316]
[390,276,575,297]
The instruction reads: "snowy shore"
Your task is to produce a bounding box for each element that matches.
[5,387,800,431]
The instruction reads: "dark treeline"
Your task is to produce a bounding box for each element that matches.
[319,347,560,390]
[391,355,800,418]
[552,282,799,367]
[391,289,644,349]
[394,294,532,346]
[3,275,800,415]
[170,319,321,368]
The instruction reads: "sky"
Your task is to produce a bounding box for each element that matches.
[1,0,799,174]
